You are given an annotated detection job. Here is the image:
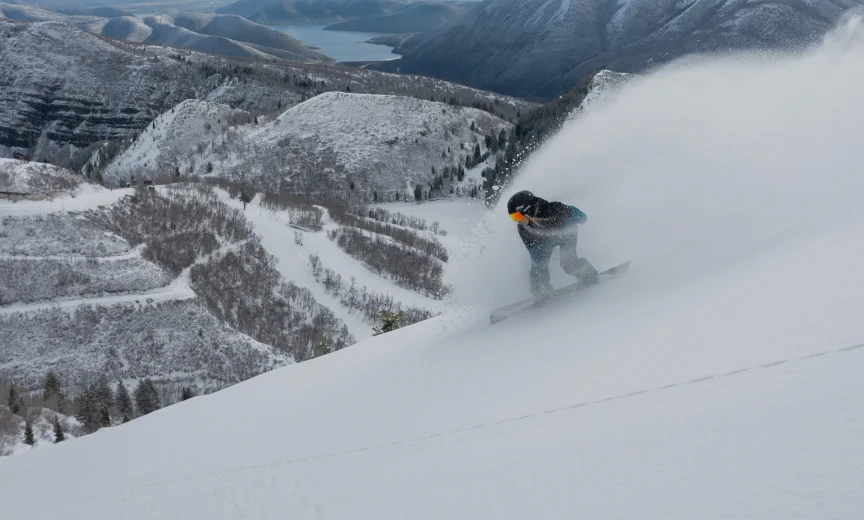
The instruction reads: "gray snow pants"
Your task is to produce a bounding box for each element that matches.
[528,236,597,296]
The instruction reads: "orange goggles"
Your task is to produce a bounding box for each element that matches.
[509,212,527,222]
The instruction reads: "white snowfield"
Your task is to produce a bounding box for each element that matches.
[4,19,864,520]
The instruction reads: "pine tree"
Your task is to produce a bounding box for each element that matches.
[53,415,65,443]
[116,381,134,420]
[93,375,114,414]
[134,379,161,416]
[24,422,35,446]
[473,143,481,165]
[75,385,101,433]
[181,387,196,401]
[7,384,21,415]
[99,407,111,428]
[373,306,405,336]
[43,371,63,403]
[240,190,252,210]
[314,336,332,358]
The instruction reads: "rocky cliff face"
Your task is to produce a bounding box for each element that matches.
[0,21,201,163]
[376,0,864,99]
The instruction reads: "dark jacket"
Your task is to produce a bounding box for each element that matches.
[517,199,587,248]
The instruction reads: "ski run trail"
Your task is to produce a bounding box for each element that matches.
[4,17,864,520]
[0,187,196,315]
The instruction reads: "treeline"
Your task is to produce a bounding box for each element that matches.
[308,254,433,328]
[85,185,253,274]
[0,213,128,257]
[329,207,449,262]
[67,375,171,432]
[85,182,354,360]
[365,207,447,235]
[193,58,529,121]
[328,226,449,299]
[1,371,203,455]
[0,257,170,305]
[1,299,288,391]
[190,238,354,361]
[482,72,597,203]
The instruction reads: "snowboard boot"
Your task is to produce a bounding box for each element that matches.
[531,279,555,301]
[569,258,599,285]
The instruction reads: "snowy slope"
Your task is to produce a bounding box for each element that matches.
[0,185,291,390]
[574,69,635,115]
[0,158,83,196]
[215,192,485,339]
[103,93,510,196]
[102,99,246,182]
[3,17,864,520]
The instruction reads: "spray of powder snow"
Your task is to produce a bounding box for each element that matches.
[453,14,864,309]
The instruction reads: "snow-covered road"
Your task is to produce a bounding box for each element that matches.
[0,185,132,217]
[0,273,195,315]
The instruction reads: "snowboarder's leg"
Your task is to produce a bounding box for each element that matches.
[528,243,554,297]
[560,236,598,284]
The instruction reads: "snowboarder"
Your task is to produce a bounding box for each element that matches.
[507,190,598,297]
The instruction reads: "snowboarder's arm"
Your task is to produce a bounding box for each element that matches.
[567,205,587,226]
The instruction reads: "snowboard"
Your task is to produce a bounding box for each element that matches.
[489,260,631,324]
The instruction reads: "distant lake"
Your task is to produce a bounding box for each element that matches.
[270,25,399,62]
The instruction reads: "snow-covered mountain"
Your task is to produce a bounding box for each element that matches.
[0,18,529,167]
[0,3,330,62]
[324,2,465,32]
[378,0,864,98]
[217,0,409,24]
[101,93,510,196]
[3,15,863,517]
[575,70,634,114]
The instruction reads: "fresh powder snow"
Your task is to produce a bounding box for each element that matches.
[2,17,864,520]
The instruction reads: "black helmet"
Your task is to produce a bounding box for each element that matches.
[507,190,539,217]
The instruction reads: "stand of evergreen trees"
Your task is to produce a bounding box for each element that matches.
[2,370,203,454]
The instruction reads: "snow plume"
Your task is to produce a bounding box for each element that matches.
[457,15,864,308]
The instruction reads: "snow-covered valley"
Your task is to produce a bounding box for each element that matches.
[0,159,485,394]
